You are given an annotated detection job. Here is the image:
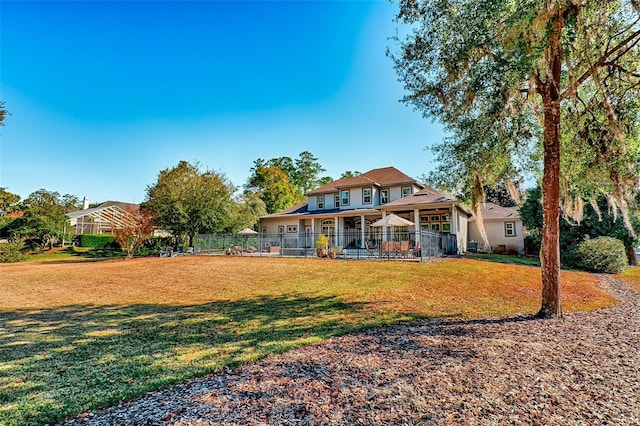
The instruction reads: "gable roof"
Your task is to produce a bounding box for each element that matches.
[384,186,455,207]
[469,202,520,221]
[306,167,422,196]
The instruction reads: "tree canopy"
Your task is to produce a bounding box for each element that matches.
[1,189,79,248]
[144,161,236,246]
[392,0,640,317]
[245,151,329,213]
[0,188,21,214]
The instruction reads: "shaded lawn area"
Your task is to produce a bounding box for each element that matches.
[467,253,542,267]
[25,247,125,264]
[617,266,640,292]
[0,256,614,425]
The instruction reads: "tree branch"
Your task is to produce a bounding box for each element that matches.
[602,61,640,78]
[561,29,640,100]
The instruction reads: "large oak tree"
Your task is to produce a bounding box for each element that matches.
[392,0,640,318]
[144,161,235,246]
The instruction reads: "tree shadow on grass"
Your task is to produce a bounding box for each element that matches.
[0,294,387,426]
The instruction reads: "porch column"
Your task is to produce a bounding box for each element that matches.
[360,214,366,249]
[381,211,387,242]
[335,216,339,247]
[451,203,457,234]
[413,208,420,248]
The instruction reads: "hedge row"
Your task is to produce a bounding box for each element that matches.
[77,234,118,248]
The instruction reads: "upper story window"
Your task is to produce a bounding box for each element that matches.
[401,186,412,197]
[341,190,350,206]
[317,195,324,210]
[505,222,516,237]
[380,189,389,204]
[362,188,372,204]
[335,194,340,208]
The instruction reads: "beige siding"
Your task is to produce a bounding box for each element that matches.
[468,219,524,253]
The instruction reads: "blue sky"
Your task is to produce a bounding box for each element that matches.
[1,0,444,204]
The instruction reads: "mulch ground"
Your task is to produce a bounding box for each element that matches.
[61,276,640,426]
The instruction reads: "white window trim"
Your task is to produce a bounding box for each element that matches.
[401,186,412,197]
[362,187,372,204]
[317,195,324,210]
[341,190,350,206]
[380,189,389,204]
[505,221,516,237]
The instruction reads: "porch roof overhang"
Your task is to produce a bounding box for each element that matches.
[259,208,382,221]
[381,201,472,216]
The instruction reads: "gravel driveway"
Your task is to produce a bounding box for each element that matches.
[62,275,640,425]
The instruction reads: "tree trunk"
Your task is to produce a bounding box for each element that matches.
[627,245,638,266]
[537,14,564,319]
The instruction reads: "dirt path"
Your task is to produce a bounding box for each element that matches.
[62,276,640,425]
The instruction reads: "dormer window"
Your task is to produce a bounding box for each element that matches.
[401,186,412,197]
[335,194,340,208]
[317,195,324,210]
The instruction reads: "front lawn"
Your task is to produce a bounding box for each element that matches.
[0,256,614,425]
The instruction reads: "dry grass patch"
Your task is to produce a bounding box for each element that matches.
[0,256,613,425]
[616,266,640,292]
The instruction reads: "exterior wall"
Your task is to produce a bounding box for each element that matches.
[456,210,469,254]
[468,219,524,253]
[308,196,318,211]
[337,187,375,210]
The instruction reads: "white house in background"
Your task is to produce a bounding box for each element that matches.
[468,202,524,253]
[258,166,472,255]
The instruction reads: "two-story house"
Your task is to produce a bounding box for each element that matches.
[258,166,472,255]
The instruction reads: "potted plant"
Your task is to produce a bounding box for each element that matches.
[315,233,329,257]
[328,246,337,259]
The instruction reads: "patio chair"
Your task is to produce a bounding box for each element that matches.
[381,241,393,258]
[399,240,410,258]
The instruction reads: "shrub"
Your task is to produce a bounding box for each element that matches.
[78,234,117,248]
[524,235,541,256]
[492,245,506,254]
[0,242,27,263]
[570,236,627,274]
[505,244,519,255]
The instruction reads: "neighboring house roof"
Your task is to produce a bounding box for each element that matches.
[306,167,423,196]
[90,200,139,212]
[469,202,520,221]
[67,201,139,228]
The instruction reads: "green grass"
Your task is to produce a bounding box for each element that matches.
[0,256,614,425]
[467,253,542,267]
[26,247,125,263]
